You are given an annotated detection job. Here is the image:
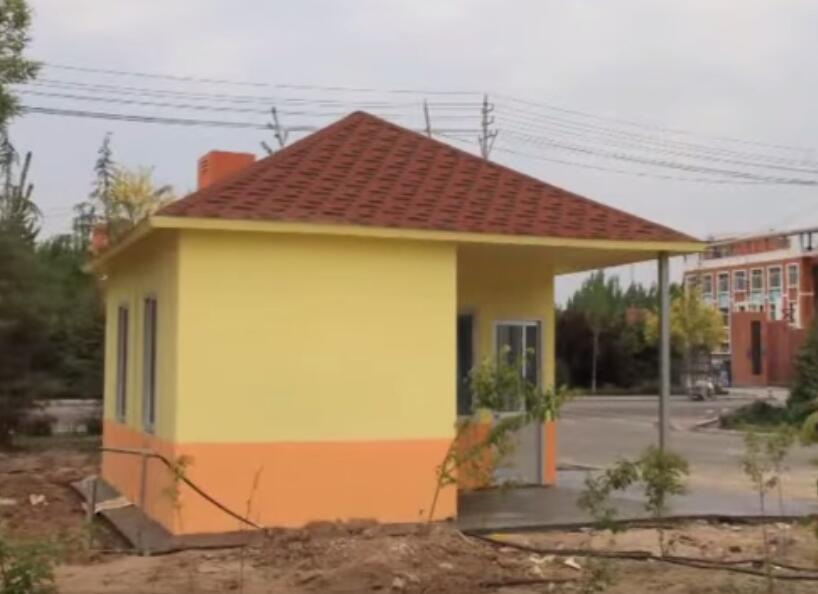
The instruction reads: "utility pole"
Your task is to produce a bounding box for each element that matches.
[658,252,671,451]
[261,106,289,155]
[423,100,433,138]
[478,94,498,159]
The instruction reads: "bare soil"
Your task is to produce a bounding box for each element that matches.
[3,442,818,593]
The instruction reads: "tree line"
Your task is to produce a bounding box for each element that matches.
[557,270,724,393]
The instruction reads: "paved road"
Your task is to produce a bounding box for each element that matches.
[559,392,818,501]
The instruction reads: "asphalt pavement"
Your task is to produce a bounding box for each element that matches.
[460,390,818,531]
[558,391,817,500]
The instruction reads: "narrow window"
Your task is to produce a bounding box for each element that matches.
[768,267,782,321]
[701,274,713,297]
[115,306,129,422]
[143,297,158,432]
[733,270,747,292]
[787,265,796,287]
[750,269,764,306]
[685,274,700,293]
[717,272,730,308]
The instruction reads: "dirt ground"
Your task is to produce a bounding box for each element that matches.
[3,442,818,593]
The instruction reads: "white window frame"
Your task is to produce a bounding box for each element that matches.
[750,268,764,292]
[787,263,800,290]
[767,265,783,292]
[685,273,700,293]
[733,270,747,293]
[717,272,729,295]
[142,296,158,433]
[701,273,714,297]
[493,320,542,411]
[115,304,129,423]
[767,266,783,321]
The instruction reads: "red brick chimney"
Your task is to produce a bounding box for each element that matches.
[197,151,255,190]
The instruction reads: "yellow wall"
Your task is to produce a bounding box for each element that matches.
[457,245,555,388]
[175,230,457,443]
[101,231,179,440]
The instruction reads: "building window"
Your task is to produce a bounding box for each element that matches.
[717,272,730,308]
[788,263,800,289]
[768,267,782,321]
[495,321,540,410]
[768,266,782,292]
[143,297,158,432]
[685,274,700,293]
[701,273,713,297]
[750,269,764,305]
[115,305,129,422]
[734,270,747,292]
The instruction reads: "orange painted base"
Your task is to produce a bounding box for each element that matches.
[102,421,456,535]
[454,418,494,490]
[101,421,180,532]
[542,420,557,486]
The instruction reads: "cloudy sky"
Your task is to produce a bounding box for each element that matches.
[11,0,818,297]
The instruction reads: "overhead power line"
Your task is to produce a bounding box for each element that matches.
[499,129,818,185]
[41,62,482,96]
[439,133,771,185]
[499,122,818,177]
[495,106,816,169]
[495,93,811,155]
[17,89,413,118]
[20,105,479,136]
[21,60,818,189]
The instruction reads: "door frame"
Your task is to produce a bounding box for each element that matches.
[492,319,544,484]
[492,319,543,389]
[456,312,477,417]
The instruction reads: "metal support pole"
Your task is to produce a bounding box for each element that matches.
[138,451,148,555]
[658,252,671,451]
[86,475,98,549]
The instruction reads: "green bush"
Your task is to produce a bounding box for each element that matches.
[788,320,818,424]
[719,400,789,430]
[0,534,58,594]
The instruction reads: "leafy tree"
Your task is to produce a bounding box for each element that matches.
[0,0,39,125]
[638,446,689,554]
[0,229,48,446]
[0,146,37,242]
[787,320,818,424]
[646,287,723,382]
[566,271,624,392]
[80,135,174,245]
[108,166,174,229]
[35,235,104,399]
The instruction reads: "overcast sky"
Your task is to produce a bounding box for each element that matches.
[10,0,818,298]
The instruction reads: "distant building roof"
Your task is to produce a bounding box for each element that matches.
[160,111,696,244]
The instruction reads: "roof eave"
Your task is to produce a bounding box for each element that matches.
[151,215,704,254]
[84,218,155,274]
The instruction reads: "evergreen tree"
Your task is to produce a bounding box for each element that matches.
[787,321,818,423]
[0,0,39,124]
[0,228,48,446]
[566,271,624,393]
[0,145,38,242]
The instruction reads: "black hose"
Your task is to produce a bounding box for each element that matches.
[99,446,262,530]
[466,532,818,582]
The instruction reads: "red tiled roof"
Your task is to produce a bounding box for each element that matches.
[159,112,696,243]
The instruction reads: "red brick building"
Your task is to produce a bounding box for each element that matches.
[683,227,818,386]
